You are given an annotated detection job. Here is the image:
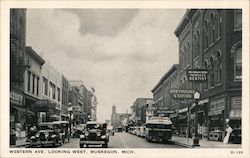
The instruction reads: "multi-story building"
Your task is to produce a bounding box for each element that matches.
[61,75,69,121]
[10,9,27,139]
[151,65,180,131]
[131,98,153,125]
[23,47,45,125]
[152,65,180,115]
[174,9,242,141]
[40,62,62,122]
[68,83,85,124]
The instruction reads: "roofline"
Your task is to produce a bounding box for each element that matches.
[26,46,45,65]
[174,9,197,37]
[151,64,179,93]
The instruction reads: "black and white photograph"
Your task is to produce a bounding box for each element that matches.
[1,0,249,158]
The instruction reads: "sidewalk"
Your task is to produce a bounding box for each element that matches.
[10,137,29,148]
[171,135,242,148]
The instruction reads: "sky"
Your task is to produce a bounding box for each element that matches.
[26,9,186,122]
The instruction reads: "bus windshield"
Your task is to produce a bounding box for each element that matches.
[146,124,172,129]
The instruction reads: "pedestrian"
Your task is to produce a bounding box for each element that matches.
[223,119,233,144]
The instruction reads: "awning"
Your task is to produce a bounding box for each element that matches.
[229,109,241,119]
[11,105,35,115]
[178,107,188,113]
[170,113,178,118]
[208,110,223,116]
[50,114,60,118]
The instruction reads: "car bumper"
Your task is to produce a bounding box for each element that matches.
[80,140,106,145]
[30,140,54,145]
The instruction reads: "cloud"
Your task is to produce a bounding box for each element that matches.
[26,9,186,121]
[68,9,139,37]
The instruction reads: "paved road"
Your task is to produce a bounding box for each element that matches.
[57,132,182,148]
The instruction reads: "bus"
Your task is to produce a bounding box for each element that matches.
[145,117,172,142]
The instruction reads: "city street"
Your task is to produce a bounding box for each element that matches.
[55,132,182,148]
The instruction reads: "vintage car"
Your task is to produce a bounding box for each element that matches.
[72,124,86,138]
[30,122,63,147]
[79,121,109,148]
[139,125,146,138]
[107,125,114,136]
[52,121,70,143]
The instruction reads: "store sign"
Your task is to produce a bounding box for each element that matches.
[208,98,225,116]
[231,96,242,109]
[169,89,196,99]
[10,91,23,105]
[187,69,208,82]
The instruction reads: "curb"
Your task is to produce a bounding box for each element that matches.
[170,140,193,148]
[10,143,30,148]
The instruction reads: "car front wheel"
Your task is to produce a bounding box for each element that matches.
[80,144,84,148]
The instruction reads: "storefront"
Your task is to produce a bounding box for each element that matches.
[228,96,241,143]
[10,90,25,142]
[177,107,188,137]
[170,112,178,135]
[208,98,225,141]
[190,99,209,139]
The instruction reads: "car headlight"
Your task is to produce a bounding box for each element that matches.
[51,134,56,138]
[85,132,89,136]
[35,133,40,137]
[97,132,101,136]
[30,136,36,139]
[80,135,85,138]
[101,135,106,139]
[45,133,49,138]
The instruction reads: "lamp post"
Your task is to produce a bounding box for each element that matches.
[192,91,200,147]
[68,103,73,138]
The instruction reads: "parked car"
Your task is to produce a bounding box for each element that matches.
[107,125,114,136]
[79,121,109,148]
[73,124,85,138]
[139,125,146,138]
[30,122,63,147]
[52,121,70,143]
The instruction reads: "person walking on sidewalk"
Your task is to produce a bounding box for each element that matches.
[223,119,233,144]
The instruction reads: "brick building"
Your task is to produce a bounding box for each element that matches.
[174,9,242,141]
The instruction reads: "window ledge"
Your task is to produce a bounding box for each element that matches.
[233,28,242,32]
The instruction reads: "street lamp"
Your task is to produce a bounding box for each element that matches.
[68,103,73,138]
[192,91,200,147]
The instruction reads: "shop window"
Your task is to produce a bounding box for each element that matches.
[234,48,242,80]
[43,77,48,96]
[234,9,242,30]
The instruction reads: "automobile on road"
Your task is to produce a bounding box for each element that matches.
[79,121,109,148]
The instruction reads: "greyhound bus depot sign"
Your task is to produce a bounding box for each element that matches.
[169,89,196,99]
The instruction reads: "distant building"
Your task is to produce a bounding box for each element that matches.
[68,82,85,124]
[131,98,153,125]
[61,75,69,121]
[151,64,180,117]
